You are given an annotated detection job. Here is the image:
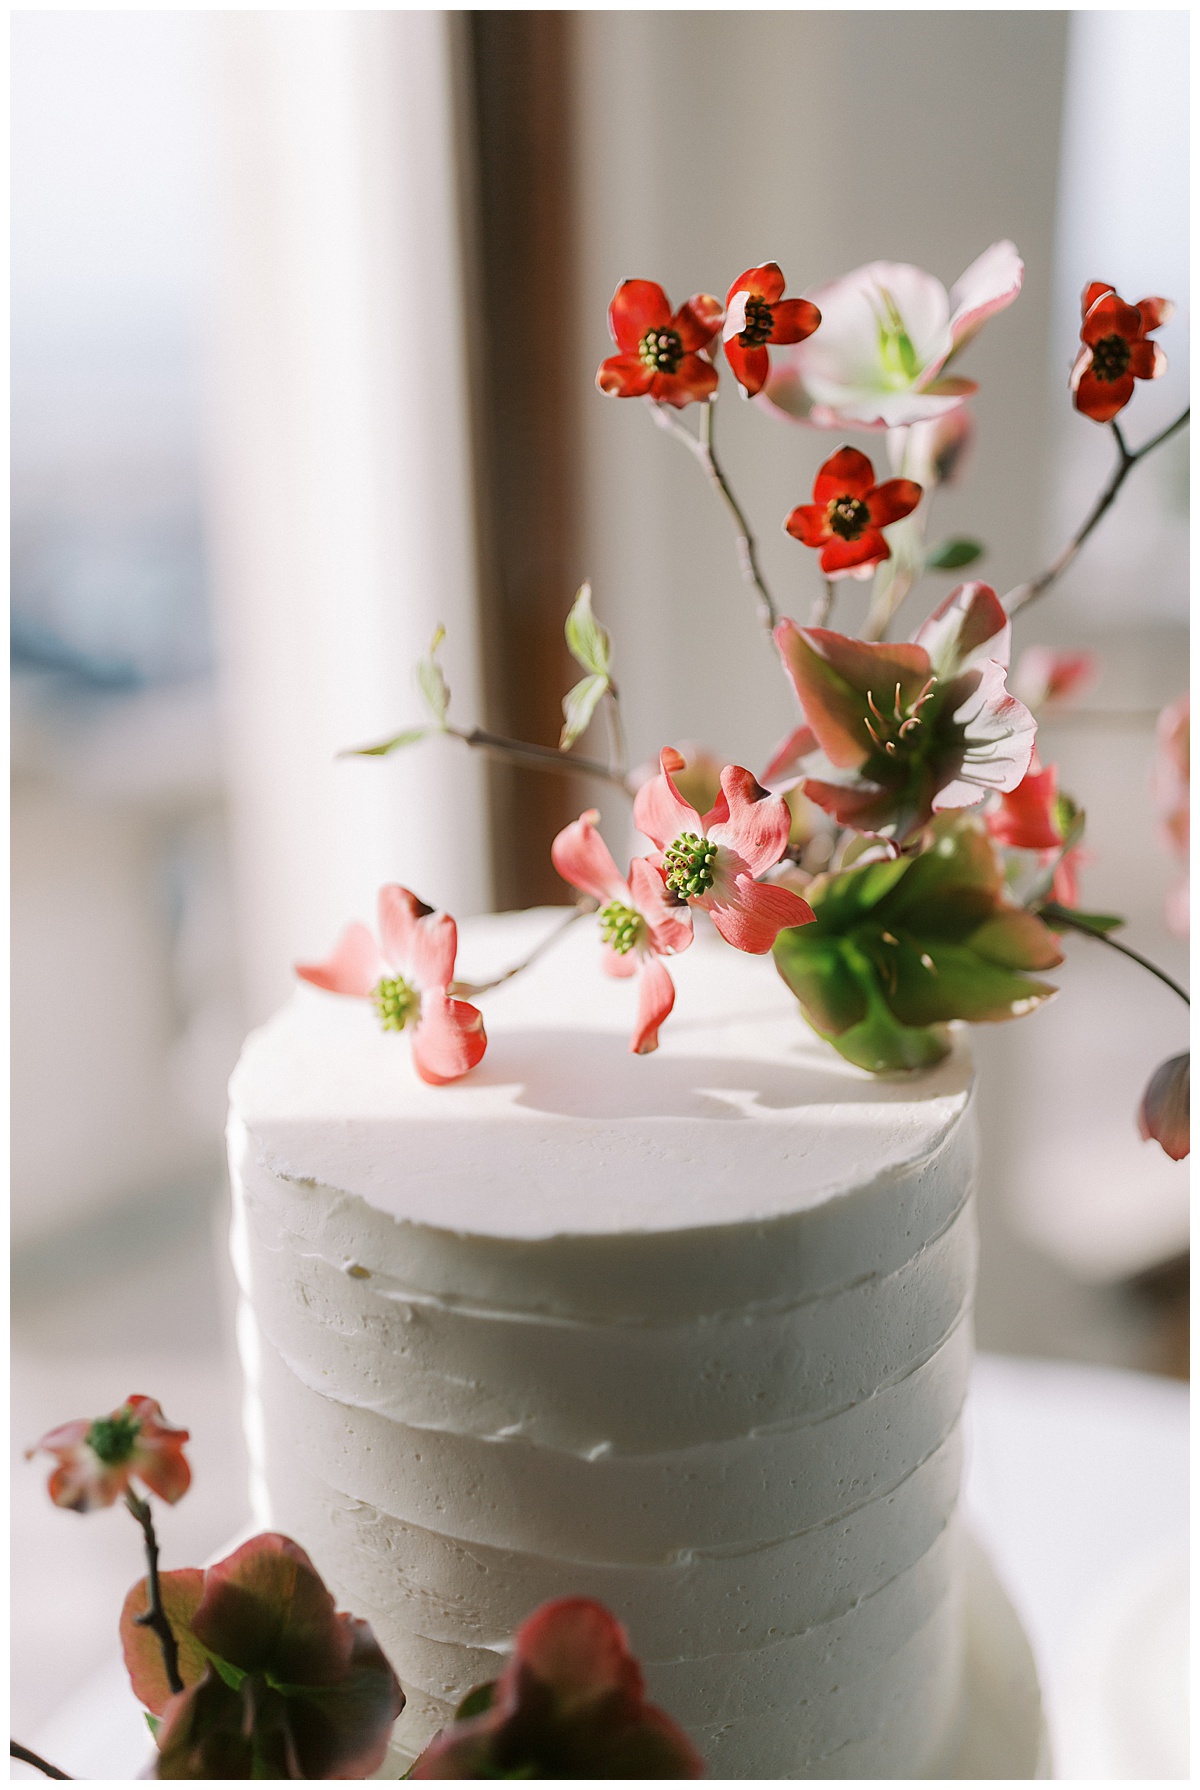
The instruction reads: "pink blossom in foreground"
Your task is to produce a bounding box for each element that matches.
[552,810,691,1055]
[762,241,1023,429]
[296,886,486,1085]
[28,1396,190,1514]
[633,749,815,951]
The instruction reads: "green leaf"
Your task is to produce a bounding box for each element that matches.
[416,625,450,727]
[564,581,611,677]
[145,1712,161,1740]
[346,727,429,758]
[1039,902,1125,935]
[454,1682,497,1723]
[774,932,868,1037]
[925,537,984,571]
[559,673,609,749]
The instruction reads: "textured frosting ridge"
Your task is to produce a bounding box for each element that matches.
[229,910,977,1776]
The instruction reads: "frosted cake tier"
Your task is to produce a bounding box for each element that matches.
[229,909,978,1776]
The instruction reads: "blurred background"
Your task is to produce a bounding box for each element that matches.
[11,7,1188,1768]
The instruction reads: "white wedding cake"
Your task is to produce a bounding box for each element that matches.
[228,908,978,1777]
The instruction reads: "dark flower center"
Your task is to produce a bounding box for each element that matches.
[598,900,644,955]
[372,975,419,1032]
[739,294,775,346]
[828,495,871,541]
[663,832,718,898]
[87,1409,141,1465]
[1090,333,1132,383]
[639,328,683,374]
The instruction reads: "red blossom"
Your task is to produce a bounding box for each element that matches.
[1138,1053,1189,1162]
[633,750,814,952]
[551,810,692,1055]
[123,1533,404,1780]
[28,1396,190,1514]
[597,281,724,409]
[1070,282,1172,423]
[784,446,922,580]
[721,263,820,398]
[296,886,486,1086]
[411,1597,703,1779]
[987,753,1063,851]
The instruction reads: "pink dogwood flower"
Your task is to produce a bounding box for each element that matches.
[296,886,486,1086]
[762,241,1023,429]
[28,1396,190,1514]
[552,810,692,1055]
[633,749,815,952]
[1011,645,1098,712]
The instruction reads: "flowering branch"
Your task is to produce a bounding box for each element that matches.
[1041,902,1190,1007]
[9,1743,70,1780]
[648,397,779,634]
[124,1489,184,1696]
[452,903,593,999]
[1005,406,1189,615]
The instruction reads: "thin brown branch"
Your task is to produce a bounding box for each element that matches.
[448,726,633,794]
[649,397,778,635]
[125,1490,184,1696]
[1006,406,1189,616]
[10,1743,71,1780]
[1044,905,1190,1007]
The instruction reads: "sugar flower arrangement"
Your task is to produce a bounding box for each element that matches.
[295,246,1189,1163]
[19,1400,698,1780]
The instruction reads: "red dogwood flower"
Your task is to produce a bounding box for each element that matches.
[296,886,486,1086]
[633,749,815,951]
[597,281,724,408]
[551,810,693,1055]
[785,446,922,579]
[722,263,821,398]
[986,753,1084,906]
[1071,283,1172,423]
[411,1597,703,1779]
[28,1396,190,1514]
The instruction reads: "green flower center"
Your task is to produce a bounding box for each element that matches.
[598,900,645,955]
[663,832,718,898]
[1091,332,1132,383]
[875,288,921,386]
[863,679,938,757]
[828,495,870,540]
[739,294,775,346]
[639,327,683,374]
[87,1409,141,1466]
[372,975,420,1032]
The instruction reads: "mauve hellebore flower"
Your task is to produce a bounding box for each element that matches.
[296,886,486,1086]
[763,241,1023,429]
[597,281,724,408]
[634,750,815,952]
[28,1396,191,1514]
[772,582,1036,843]
[785,445,922,580]
[722,262,821,398]
[551,810,693,1055]
[1071,283,1172,424]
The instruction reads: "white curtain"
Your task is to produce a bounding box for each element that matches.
[207,11,489,1024]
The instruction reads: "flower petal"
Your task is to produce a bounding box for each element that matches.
[412,992,487,1085]
[652,356,718,407]
[866,477,922,528]
[295,922,385,999]
[784,503,830,547]
[608,280,670,353]
[597,354,653,399]
[378,886,440,980]
[821,530,888,576]
[913,581,1010,676]
[724,337,769,396]
[775,620,930,769]
[631,955,676,1055]
[703,873,814,953]
[947,240,1023,352]
[933,660,1036,805]
[726,262,785,307]
[1138,1053,1190,1160]
[706,765,793,879]
[551,809,630,906]
[813,445,876,505]
[1128,339,1166,380]
[770,298,822,344]
[986,755,1062,850]
[761,723,819,791]
[408,912,459,995]
[633,750,703,850]
[1082,280,1115,315]
[673,293,724,352]
[1135,296,1174,332]
[602,944,638,979]
[629,856,693,956]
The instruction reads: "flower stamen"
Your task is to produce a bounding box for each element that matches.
[87,1409,141,1466]
[663,832,718,898]
[639,328,684,375]
[372,975,420,1033]
[598,900,645,955]
[739,294,775,345]
[1090,332,1132,383]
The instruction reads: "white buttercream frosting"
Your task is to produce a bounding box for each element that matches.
[229,908,977,1776]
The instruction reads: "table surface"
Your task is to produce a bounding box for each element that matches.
[14,1352,1189,1781]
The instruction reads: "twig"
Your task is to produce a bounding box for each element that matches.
[453,904,594,998]
[1005,406,1189,616]
[448,726,633,794]
[1044,905,1190,1007]
[809,579,836,628]
[648,397,778,635]
[125,1489,184,1696]
[10,1743,71,1780]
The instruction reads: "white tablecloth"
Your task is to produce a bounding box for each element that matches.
[15,1353,1189,1780]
